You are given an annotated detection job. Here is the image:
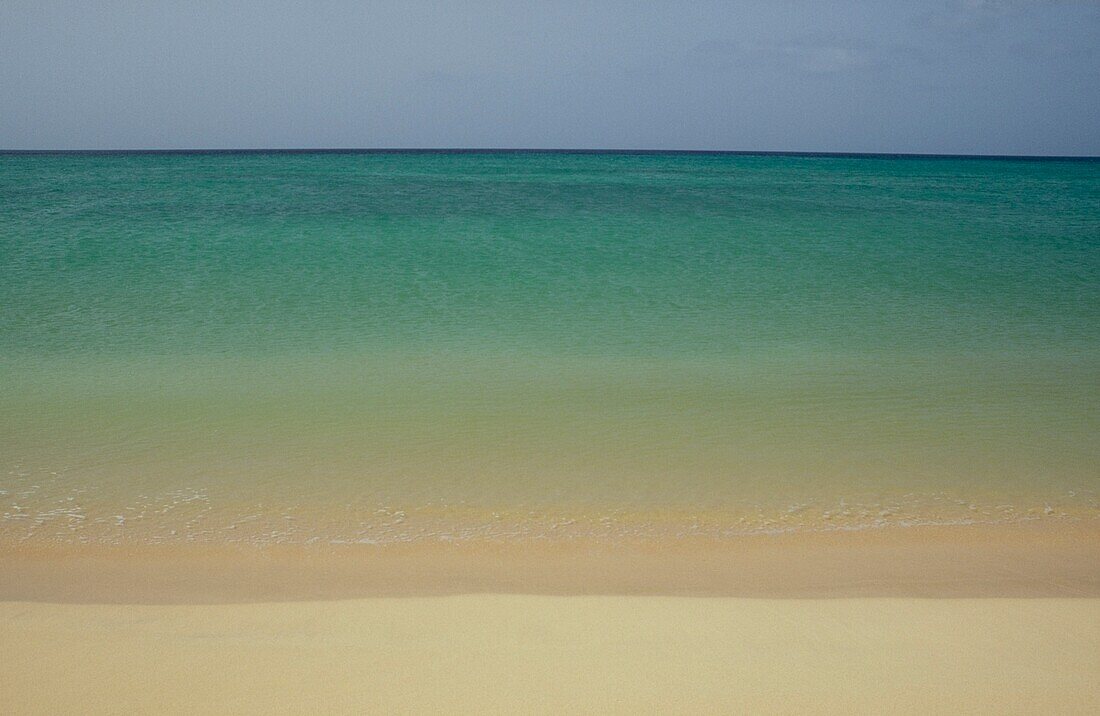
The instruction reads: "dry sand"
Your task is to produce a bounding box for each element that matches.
[3,596,1099,714]
[3,521,1099,713]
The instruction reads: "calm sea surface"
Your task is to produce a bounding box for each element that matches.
[2,152,1098,543]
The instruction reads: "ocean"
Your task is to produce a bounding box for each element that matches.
[2,151,1097,543]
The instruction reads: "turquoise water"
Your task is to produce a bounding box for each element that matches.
[2,152,1098,543]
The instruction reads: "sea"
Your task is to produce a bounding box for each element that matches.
[2,150,1097,544]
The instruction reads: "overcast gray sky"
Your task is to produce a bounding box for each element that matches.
[2,1,1098,154]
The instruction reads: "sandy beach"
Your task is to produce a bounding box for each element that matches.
[4,0,1099,711]
[3,521,1099,713]
[3,595,1099,714]
[3,151,1098,713]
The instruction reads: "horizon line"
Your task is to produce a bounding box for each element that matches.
[1,147,1097,160]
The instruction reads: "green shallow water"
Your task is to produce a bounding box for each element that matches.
[1,152,1098,543]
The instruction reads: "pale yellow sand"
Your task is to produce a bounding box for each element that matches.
[4,522,1099,713]
[2,596,1099,715]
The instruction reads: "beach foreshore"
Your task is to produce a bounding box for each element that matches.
[3,596,1099,714]
[3,520,1099,713]
[2,520,1098,603]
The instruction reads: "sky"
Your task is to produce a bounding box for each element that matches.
[1,0,1098,154]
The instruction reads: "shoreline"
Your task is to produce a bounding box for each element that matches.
[4,520,1098,603]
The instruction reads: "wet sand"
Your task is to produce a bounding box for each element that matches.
[2,521,1098,603]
